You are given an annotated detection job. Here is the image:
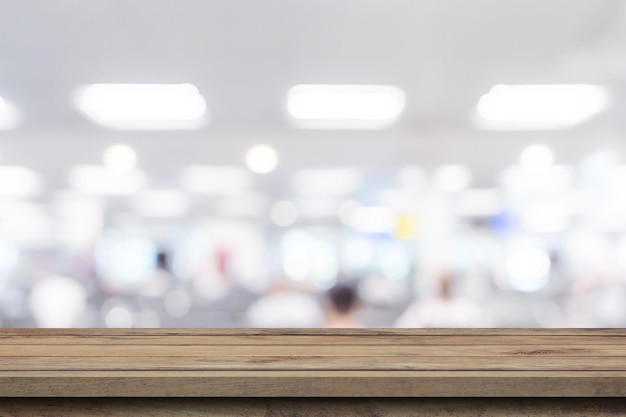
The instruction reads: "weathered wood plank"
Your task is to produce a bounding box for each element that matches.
[2,344,625,357]
[0,355,625,371]
[1,374,625,397]
[2,335,626,346]
[0,329,624,397]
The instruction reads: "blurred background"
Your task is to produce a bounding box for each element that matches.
[0,0,625,328]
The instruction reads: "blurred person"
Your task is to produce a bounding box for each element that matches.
[244,280,324,328]
[324,282,363,328]
[395,272,491,328]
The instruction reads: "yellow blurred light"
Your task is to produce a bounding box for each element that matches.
[394,214,417,240]
[245,144,278,174]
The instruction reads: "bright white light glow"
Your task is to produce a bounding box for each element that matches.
[95,232,157,291]
[581,150,620,186]
[180,165,253,194]
[287,84,406,129]
[292,168,362,195]
[476,84,609,130]
[342,238,374,271]
[351,206,395,234]
[69,165,147,195]
[52,192,103,249]
[0,166,43,197]
[0,96,20,130]
[245,144,278,174]
[377,242,412,280]
[29,276,87,327]
[0,202,51,246]
[281,230,338,284]
[505,248,551,292]
[309,239,339,285]
[103,144,138,174]
[563,232,608,276]
[133,190,191,218]
[500,164,573,194]
[433,164,472,193]
[281,230,314,281]
[0,240,18,278]
[76,83,207,130]
[271,200,299,227]
[520,144,554,173]
[522,201,571,233]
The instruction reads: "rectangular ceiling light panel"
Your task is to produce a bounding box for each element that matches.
[287,84,405,129]
[476,84,609,130]
[76,84,208,130]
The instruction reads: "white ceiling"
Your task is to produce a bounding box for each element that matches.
[0,0,624,190]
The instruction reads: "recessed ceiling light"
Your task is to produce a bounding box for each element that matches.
[475,84,609,130]
[103,144,138,174]
[287,84,405,129]
[75,83,208,130]
[245,144,278,174]
[0,96,20,130]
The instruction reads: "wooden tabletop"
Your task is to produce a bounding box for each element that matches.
[0,328,625,397]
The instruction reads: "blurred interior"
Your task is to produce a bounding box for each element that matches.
[1,1,626,328]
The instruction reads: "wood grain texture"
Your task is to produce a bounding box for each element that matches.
[0,329,625,397]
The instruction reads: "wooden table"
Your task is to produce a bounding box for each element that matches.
[0,328,625,416]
